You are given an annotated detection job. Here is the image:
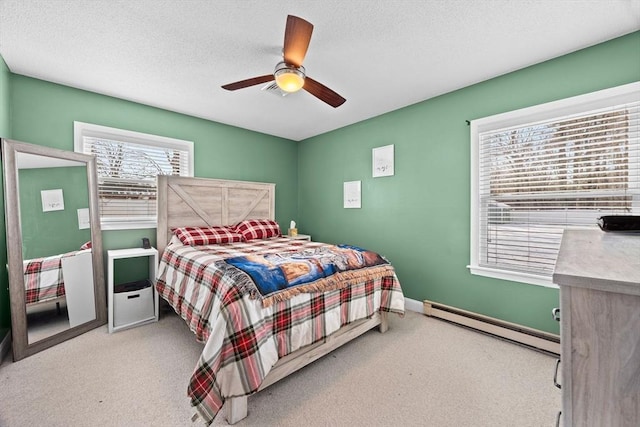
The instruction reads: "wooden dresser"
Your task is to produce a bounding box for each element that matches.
[553,229,640,427]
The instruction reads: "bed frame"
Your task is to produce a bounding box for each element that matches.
[156,175,388,424]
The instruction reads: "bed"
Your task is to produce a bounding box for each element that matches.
[155,175,405,424]
[23,252,69,306]
[23,248,96,327]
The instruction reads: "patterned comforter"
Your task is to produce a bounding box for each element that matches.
[23,252,74,304]
[155,237,405,424]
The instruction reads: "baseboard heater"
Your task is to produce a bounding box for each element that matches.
[423,300,560,355]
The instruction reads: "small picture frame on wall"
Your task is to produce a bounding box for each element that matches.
[77,208,90,229]
[343,180,361,209]
[41,189,65,212]
[372,144,394,177]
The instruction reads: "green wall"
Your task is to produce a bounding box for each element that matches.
[298,31,640,334]
[0,55,10,337]
[2,73,298,332]
[19,166,91,259]
[0,56,9,133]
[8,74,299,242]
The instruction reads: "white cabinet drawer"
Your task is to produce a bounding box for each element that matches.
[113,285,155,328]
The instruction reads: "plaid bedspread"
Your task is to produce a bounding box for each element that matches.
[155,237,405,424]
[23,252,74,304]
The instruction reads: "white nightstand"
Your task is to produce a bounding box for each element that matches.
[107,247,159,333]
[285,234,311,241]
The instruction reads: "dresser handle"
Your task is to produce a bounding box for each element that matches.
[553,359,561,389]
[552,307,560,322]
[555,410,562,427]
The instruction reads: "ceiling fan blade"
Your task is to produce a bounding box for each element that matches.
[221,74,274,91]
[283,15,313,67]
[303,77,346,108]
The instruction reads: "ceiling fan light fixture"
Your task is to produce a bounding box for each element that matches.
[274,62,305,93]
[222,16,345,107]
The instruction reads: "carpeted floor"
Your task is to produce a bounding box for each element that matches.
[0,309,560,426]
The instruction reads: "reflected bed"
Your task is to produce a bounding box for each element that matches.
[23,248,95,329]
[23,251,74,305]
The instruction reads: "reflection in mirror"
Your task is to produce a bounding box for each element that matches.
[2,139,106,361]
[17,156,95,344]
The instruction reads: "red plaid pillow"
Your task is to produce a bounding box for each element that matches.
[173,226,244,246]
[233,219,281,241]
[80,241,92,250]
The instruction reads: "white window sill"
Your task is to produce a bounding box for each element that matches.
[101,220,157,231]
[467,265,559,289]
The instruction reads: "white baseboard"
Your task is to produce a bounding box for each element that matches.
[0,330,11,362]
[404,297,423,313]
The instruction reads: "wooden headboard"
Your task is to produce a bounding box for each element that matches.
[156,175,276,256]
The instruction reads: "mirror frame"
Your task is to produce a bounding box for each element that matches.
[2,138,107,361]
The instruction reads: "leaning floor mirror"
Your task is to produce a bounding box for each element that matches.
[2,139,106,361]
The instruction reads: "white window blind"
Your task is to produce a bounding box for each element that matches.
[74,122,193,230]
[470,83,640,286]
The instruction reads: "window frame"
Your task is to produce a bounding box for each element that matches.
[469,82,640,288]
[74,121,194,230]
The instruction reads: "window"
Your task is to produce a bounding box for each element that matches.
[74,122,194,230]
[469,82,639,287]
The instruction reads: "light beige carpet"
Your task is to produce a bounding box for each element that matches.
[0,310,560,426]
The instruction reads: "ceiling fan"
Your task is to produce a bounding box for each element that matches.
[221,15,346,108]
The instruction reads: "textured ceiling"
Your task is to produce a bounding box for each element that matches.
[1,0,639,141]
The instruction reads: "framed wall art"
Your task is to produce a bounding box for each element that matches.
[372,144,394,177]
[343,180,361,209]
[41,189,65,212]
